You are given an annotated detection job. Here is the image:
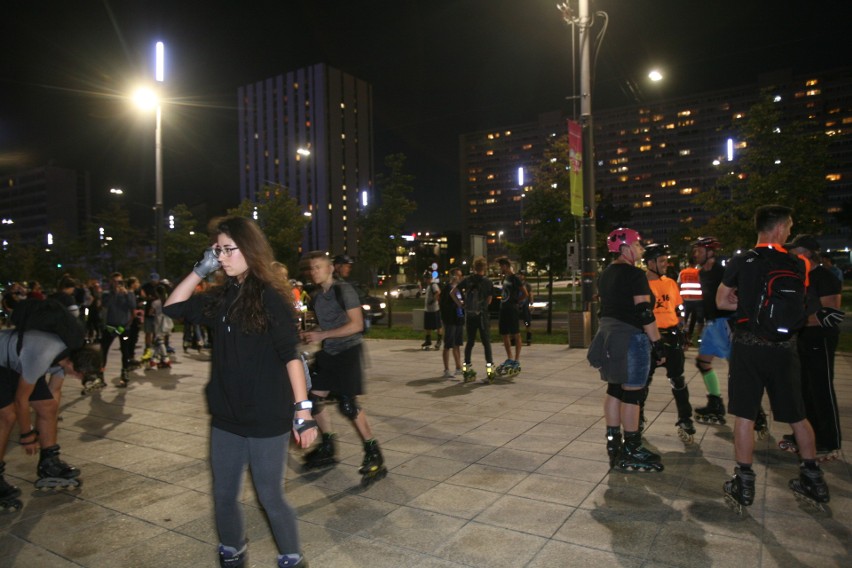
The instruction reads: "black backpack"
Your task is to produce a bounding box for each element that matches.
[10,298,86,360]
[464,277,484,316]
[746,249,807,342]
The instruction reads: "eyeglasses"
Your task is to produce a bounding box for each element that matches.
[215,246,240,258]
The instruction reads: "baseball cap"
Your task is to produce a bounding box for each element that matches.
[333,254,353,265]
[785,234,820,253]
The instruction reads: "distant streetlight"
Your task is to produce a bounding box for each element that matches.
[132,40,166,276]
[296,147,311,157]
[110,187,124,195]
[648,69,663,82]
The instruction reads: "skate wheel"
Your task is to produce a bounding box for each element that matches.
[677,429,694,444]
[723,493,745,516]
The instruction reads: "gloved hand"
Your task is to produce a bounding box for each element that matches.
[816,307,845,329]
[193,247,221,279]
[651,339,666,363]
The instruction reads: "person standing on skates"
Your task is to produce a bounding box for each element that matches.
[588,228,666,473]
[690,237,735,425]
[164,216,317,567]
[782,235,844,462]
[717,205,830,514]
[457,257,495,383]
[640,244,696,443]
[421,275,443,350]
[302,251,387,485]
[439,268,465,379]
[495,257,526,378]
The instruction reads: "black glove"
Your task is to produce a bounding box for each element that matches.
[193,247,221,279]
[815,307,844,329]
[651,339,666,362]
[293,418,318,434]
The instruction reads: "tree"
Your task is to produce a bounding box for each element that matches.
[694,93,828,251]
[84,203,150,278]
[357,154,417,286]
[228,185,309,273]
[163,204,210,279]
[517,135,577,333]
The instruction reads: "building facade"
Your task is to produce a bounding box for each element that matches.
[238,63,374,256]
[460,68,851,254]
[0,165,91,247]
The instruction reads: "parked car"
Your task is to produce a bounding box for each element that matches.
[362,295,387,323]
[386,283,423,299]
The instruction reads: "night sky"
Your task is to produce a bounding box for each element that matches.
[1,1,848,232]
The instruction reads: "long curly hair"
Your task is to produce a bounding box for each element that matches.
[202,216,293,333]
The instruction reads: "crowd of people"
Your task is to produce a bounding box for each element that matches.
[0,207,846,565]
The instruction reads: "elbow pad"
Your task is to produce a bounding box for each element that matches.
[635,302,656,326]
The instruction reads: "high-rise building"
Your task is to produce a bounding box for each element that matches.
[0,165,91,247]
[238,63,374,256]
[460,68,852,254]
[459,112,565,258]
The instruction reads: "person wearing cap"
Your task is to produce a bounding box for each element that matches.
[587,228,665,472]
[332,254,370,329]
[784,234,845,461]
[640,244,696,443]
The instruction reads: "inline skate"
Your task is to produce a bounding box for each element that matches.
[605,428,622,469]
[789,464,830,512]
[495,359,520,378]
[434,337,442,350]
[614,433,664,473]
[723,466,756,515]
[0,462,22,512]
[420,338,432,351]
[694,395,726,425]
[140,346,153,362]
[359,439,388,487]
[754,408,769,440]
[35,445,81,490]
[304,433,337,470]
[778,435,840,463]
[218,542,247,568]
[462,363,477,383]
[676,417,696,444]
[81,373,106,396]
[117,367,129,388]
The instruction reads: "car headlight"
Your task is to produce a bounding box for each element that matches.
[379,302,386,309]
[362,304,371,311]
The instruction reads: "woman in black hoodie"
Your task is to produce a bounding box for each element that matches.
[165,216,316,568]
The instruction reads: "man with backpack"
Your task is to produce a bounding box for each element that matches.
[439,268,465,379]
[495,257,527,377]
[0,299,101,502]
[458,256,494,383]
[716,204,830,513]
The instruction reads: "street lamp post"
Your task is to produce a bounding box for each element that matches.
[154,41,165,277]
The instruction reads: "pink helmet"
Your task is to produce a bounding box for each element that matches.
[607,228,642,253]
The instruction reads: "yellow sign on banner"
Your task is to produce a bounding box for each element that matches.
[568,120,583,216]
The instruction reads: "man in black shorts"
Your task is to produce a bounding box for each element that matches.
[302,251,386,482]
[716,204,829,511]
[495,257,526,376]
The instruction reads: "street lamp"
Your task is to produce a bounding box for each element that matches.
[132,40,166,276]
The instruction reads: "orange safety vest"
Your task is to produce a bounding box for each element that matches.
[678,267,702,302]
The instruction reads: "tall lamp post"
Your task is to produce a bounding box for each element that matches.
[133,41,165,276]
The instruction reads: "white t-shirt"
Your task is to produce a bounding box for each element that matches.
[0,329,67,383]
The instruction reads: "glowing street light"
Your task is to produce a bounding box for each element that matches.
[648,69,663,82]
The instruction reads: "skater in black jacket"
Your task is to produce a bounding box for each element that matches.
[165,216,316,568]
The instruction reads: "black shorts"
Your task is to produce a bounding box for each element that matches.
[498,304,520,335]
[0,366,54,408]
[424,311,442,331]
[311,343,365,397]
[442,323,464,349]
[728,333,805,423]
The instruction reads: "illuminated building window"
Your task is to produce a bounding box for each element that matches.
[734,113,744,119]
[485,198,496,204]
[678,110,692,117]
[679,188,696,195]
[843,117,852,124]
[653,114,664,122]
[619,176,629,182]
[827,207,841,214]
[486,150,494,156]
[488,134,494,140]
[505,131,511,136]
[679,149,691,156]
[522,144,533,150]
[826,174,841,181]
[806,89,821,96]
[469,176,477,182]
[805,79,818,86]
[486,174,495,180]
[616,147,628,154]
[639,145,652,152]
[735,141,747,149]
[665,123,675,129]
[826,130,838,136]
[660,180,677,188]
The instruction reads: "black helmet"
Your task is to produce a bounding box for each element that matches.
[642,243,669,263]
[332,254,353,265]
[691,236,721,250]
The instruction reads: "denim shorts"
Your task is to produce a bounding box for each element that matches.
[698,317,732,359]
[625,332,651,388]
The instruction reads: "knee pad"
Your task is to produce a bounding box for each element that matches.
[308,392,328,416]
[337,396,361,420]
[668,376,687,391]
[621,389,643,406]
[606,383,623,400]
[695,357,713,373]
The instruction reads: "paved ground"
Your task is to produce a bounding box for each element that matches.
[1,338,850,567]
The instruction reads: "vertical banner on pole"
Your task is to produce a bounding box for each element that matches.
[568,120,584,217]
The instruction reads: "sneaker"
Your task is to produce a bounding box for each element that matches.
[442,369,453,379]
[454,368,463,376]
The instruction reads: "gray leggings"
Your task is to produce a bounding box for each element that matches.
[210,427,299,554]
